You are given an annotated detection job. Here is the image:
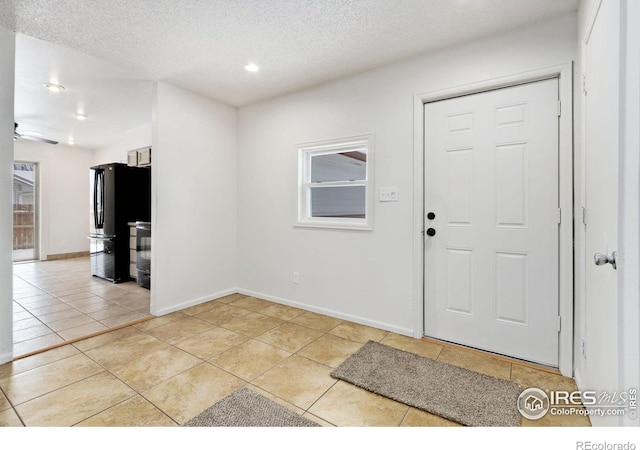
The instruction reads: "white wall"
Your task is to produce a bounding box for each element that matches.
[0,26,15,364]
[151,81,238,315]
[237,14,578,336]
[14,140,94,259]
[93,123,152,166]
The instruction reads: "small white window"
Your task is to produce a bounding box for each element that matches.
[296,135,373,230]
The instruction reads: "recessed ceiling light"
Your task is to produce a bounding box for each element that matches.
[67,138,75,145]
[74,113,88,121]
[43,83,65,93]
[244,63,259,72]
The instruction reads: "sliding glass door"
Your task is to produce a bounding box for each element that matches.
[13,162,38,262]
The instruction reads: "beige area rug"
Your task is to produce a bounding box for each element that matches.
[331,340,523,426]
[182,387,321,427]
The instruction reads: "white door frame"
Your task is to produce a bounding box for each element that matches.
[412,63,574,377]
[618,0,640,427]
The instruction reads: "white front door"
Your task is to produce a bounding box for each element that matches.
[582,0,620,426]
[424,79,560,367]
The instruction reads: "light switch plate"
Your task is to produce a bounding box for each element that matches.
[379,187,398,202]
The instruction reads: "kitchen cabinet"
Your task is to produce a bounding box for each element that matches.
[127,147,152,167]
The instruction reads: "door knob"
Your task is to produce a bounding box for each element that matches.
[594,251,617,270]
[426,228,436,237]
[427,212,436,220]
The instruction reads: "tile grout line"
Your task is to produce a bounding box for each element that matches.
[173,299,348,425]
[75,327,182,426]
[76,334,178,424]
[5,286,586,427]
[12,259,152,356]
[422,336,561,375]
[13,316,155,360]
[0,384,26,426]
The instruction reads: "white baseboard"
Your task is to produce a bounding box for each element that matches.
[237,288,414,338]
[151,288,238,316]
[150,286,415,338]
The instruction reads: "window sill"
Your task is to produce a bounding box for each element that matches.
[294,218,373,231]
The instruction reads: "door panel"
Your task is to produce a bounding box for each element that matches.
[424,79,560,367]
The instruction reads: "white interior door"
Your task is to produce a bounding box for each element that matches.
[424,79,560,367]
[582,0,620,426]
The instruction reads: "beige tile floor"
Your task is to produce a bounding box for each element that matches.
[12,257,151,357]
[1,288,591,427]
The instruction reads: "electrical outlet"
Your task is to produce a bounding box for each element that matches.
[293,272,300,284]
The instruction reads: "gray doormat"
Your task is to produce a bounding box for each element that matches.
[331,340,523,426]
[182,387,321,427]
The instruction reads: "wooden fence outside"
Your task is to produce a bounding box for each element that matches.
[13,204,34,250]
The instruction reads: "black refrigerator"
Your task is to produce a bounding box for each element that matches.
[89,163,151,283]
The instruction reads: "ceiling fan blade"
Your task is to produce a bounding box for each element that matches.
[14,123,58,145]
[19,134,58,145]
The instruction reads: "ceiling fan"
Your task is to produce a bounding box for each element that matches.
[14,123,58,145]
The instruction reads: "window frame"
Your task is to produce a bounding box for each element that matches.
[296,134,374,231]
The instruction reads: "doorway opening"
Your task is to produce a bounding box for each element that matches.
[12,161,38,262]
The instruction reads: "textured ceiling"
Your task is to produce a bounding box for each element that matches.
[1,0,579,149]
